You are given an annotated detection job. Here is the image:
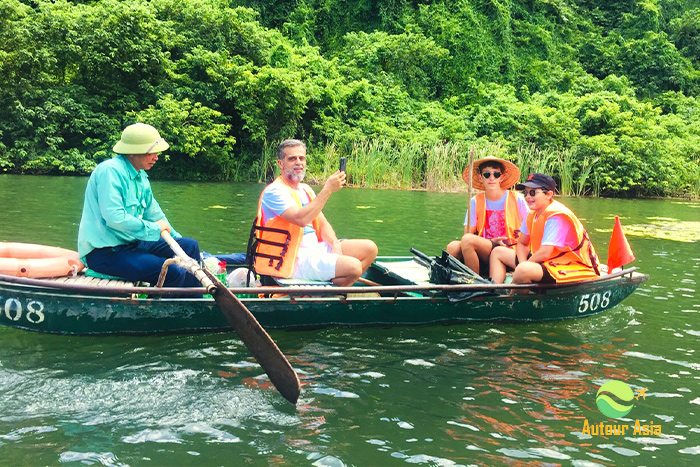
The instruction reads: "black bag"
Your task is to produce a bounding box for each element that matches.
[412,249,495,302]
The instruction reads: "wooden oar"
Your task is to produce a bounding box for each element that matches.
[161,231,301,404]
[357,277,382,287]
[466,147,474,232]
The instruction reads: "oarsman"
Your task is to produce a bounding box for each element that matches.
[78,123,201,287]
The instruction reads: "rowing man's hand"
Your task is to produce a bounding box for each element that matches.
[156,219,171,233]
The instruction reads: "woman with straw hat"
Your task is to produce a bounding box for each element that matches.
[77,123,202,288]
[445,155,529,276]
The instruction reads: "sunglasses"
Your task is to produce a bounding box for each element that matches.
[522,188,545,197]
[481,171,502,179]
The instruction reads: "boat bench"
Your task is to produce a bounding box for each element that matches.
[370,259,431,286]
[274,277,333,287]
[45,268,140,288]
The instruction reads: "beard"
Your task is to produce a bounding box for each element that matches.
[285,165,305,183]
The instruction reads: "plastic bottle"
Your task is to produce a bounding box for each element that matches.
[202,257,227,298]
[216,261,227,284]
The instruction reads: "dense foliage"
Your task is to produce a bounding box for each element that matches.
[1,0,699,197]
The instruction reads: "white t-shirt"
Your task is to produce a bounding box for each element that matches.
[260,183,317,237]
[520,214,579,249]
[464,192,530,239]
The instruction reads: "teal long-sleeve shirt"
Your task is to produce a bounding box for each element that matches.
[77,154,180,262]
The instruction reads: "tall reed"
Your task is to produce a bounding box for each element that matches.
[688,155,700,199]
[302,139,601,196]
[558,148,576,196]
[425,141,465,192]
[575,155,598,196]
[253,139,278,183]
[516,143,557,180]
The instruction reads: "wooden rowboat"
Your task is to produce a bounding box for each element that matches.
[0,257,648,335]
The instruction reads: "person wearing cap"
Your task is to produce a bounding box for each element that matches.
[77,123,202,288]
[445,155,529,275]
[489,173,601,286]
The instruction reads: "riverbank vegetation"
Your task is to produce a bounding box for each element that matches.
[1,0,699,197]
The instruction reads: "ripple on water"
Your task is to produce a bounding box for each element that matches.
[404,359,435,367]
[0,366,298,445]
[58,451,124,466]
[311,387,359,398]
[599,444,640,457]
[123,428,182,444]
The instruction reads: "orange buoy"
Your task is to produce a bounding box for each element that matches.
[0,243,84,278]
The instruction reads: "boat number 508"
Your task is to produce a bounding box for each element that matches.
[578,291,611,313]
[1,298,45,324]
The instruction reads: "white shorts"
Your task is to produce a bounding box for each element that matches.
[294,235,338,281]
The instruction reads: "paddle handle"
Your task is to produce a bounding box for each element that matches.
[410,247,433,265]
[357,277,381,287]
[162,231,216,293]
[466,147,474,230]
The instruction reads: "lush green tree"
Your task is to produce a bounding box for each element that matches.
[337,27,450,99]
[669,9,700,67]
[1,0,699,197]
[130,95,237,180]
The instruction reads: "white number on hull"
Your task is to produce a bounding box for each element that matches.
[578,291,611,313]
[26,300,45,323]
[1,298,46,324]
[4,298,22,321]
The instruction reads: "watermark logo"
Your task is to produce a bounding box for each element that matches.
[582,381,660,437]
[595,380,635,419]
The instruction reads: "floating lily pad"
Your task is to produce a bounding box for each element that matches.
[670,202,700,208]
[596,219,700,243]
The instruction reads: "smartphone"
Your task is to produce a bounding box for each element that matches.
[339,157,347,173]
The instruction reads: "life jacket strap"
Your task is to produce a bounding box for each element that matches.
[247,218,294,273]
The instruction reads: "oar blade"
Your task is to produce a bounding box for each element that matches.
[160,231,300,404]
[207,271,301,404]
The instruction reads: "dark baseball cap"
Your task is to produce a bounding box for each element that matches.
[515,173,557,192]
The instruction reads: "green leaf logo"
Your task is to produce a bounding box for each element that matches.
[596,380,635,419]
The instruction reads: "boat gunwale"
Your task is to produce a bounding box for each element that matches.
[0,267,647,298]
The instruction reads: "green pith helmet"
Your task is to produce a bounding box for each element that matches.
[113,123,170,154]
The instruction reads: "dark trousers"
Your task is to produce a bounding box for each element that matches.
[86,237,201,288]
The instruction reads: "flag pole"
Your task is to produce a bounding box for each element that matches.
[466,147,474,232]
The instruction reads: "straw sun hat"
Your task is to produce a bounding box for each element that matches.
[461,155,520,191]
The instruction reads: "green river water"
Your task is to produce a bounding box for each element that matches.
[0,174,698,466]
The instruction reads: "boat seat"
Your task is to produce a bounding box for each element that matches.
[274,277,333,287]
[371,259,431,286]
[85,268,130,281]
[45,273,139,288]
[269,276,384,299]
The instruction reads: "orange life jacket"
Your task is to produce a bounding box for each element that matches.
[253,177,322,278]
[474,191,522,248]
[526,200,601,283]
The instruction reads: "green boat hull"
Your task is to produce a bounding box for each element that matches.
[0,265,648,335]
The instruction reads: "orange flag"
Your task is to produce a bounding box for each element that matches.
[607,216,635,271]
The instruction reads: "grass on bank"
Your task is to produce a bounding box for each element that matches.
[306,141,613,197]
[255,139,699,199]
